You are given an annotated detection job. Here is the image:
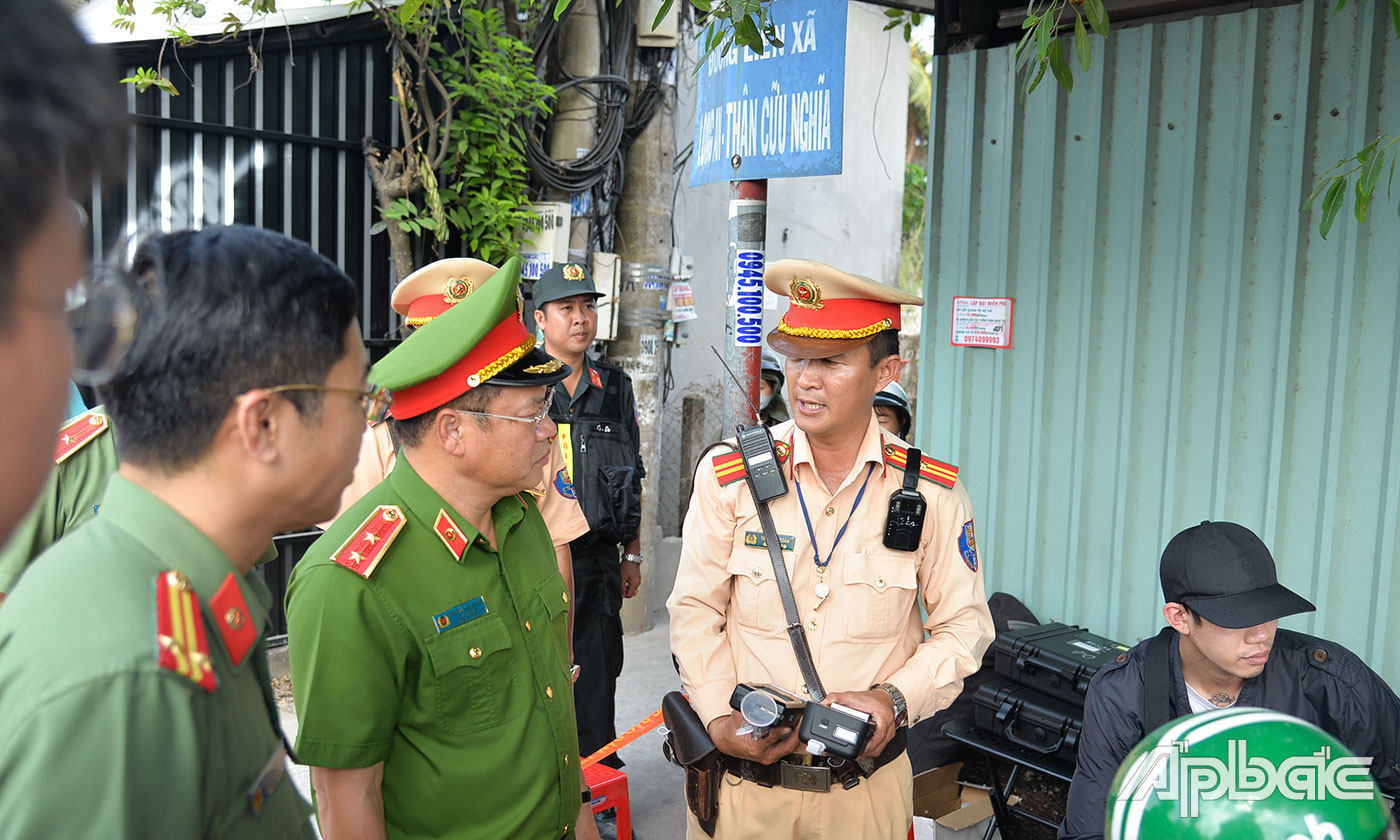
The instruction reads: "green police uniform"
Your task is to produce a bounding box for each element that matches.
[288,456,582,839]
[0,407,119,593]
[286,256,584,839]
[0,474,314,838]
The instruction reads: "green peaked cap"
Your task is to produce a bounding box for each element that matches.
[372,257,569,420]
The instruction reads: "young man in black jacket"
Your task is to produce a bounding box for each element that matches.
[1060,520,1400,839]
[532,262,645,791]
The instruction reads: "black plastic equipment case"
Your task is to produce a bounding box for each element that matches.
[972,678,1084,764]
[991,621,1129,706]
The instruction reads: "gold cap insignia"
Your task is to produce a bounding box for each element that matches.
[516,286,526,325]
[522,358,564,375]
[563,264,585,282]
[443,277,473,304]
[789,276,823,310]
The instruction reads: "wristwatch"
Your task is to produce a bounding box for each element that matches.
[621,552,643,566]
[874,682,909,727]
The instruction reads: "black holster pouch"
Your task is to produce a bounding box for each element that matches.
[661,691,722,837]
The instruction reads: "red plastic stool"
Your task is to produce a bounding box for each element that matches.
[584,762,632,840]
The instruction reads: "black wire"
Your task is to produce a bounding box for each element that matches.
[521,2,674,259]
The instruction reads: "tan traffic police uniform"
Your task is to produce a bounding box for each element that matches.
[324,259,588,548]
[667,259,994,839]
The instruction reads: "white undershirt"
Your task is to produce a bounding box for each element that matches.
[1185,680,1238,713]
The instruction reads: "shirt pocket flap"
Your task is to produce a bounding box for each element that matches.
[726,549,774,584]
[841,551,918,592]
[536,575,569,620]
[425,612,513,677]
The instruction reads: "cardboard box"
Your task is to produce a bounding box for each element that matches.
[911,763,1018,840]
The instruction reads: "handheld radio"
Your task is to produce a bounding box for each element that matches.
[711,346,788,502]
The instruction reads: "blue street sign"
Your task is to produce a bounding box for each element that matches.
[690,0,847,186]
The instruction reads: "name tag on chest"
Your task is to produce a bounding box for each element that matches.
[433,597,488,633]
[744,531,795,552]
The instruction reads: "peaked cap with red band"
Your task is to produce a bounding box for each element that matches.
[764,258,923,360]
[391,258,501,328]
[372,257,570,420]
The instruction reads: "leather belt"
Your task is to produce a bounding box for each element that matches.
[721,728,907,793]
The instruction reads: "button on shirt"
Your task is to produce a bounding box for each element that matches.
[0,475,313,838]
[287,455,581,839]
[667,415,995,728]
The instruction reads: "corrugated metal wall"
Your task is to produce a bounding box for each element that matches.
[918,0,1400,684]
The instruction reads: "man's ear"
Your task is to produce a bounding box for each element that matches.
[434,407,470,458]
[231,390,281,464]
[1163,603,1193,636]
[533,305,547,329]
[874,355,903,392]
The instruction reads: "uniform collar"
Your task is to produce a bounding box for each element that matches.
[96,474,274,645]
[389,453,528,559]
[785,412,887,477]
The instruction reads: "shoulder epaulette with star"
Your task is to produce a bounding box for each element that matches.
[331,505,406,577]
[883,443,958,489]
[155,570,218,692]
[54,410,108,465]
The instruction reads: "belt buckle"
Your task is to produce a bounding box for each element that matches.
[780,763,832,793]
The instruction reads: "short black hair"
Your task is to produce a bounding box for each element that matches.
[0,0,126,326]
[1180,604,1205,626]
[866,329,901,367]
[99,226,358,471]
[392,384,502,448]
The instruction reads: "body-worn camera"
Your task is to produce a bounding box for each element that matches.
[799,702,874,761]
[883,447,927,551]
[730,683,804,738]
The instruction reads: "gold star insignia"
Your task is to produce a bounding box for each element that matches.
[364,532,379,544]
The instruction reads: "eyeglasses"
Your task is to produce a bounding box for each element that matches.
[65,271,138,386]
[257,383,395,424]
[453,388,554,433]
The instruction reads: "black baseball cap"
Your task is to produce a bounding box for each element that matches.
[1159,521,1315,629]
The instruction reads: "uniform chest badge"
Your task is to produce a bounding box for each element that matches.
[588,368,603,389]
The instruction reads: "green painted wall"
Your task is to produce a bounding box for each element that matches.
[918,0,1400,683]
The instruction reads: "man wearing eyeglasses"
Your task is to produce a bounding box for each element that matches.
[0,226,368,835]
[0,0,126,548]
[286,258,600,840]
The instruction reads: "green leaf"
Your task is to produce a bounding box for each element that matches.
[1075,15,1091,72]
[1354,180,1371,223]
[1391,0,1400,38]
[884,19,900,31]
[651,0,674,31]
[691,0,711,11]
[1084,0,1109,36]
[1320,177,1346,238]
[1358,147,1384,199]
[1022,12,1038,30]
[884,8,903,17]
[553,0,570,21]
[399,0,426,24]
[1049,39,1074,92]
[1035,15,1051,57]
[1334,0,1345,11]
[737,14,761,52]
[904,22,912,41]
[1025,59,1048,96]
